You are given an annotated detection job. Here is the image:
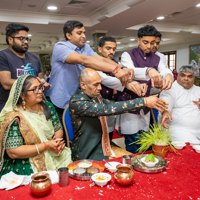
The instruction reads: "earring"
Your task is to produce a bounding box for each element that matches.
[22,99,26,110]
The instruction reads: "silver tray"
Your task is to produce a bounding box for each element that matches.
[69,171,92,181]
[68,159,105,181]
[131,154,167,173]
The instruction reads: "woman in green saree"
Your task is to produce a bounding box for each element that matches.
[0,74,72,178]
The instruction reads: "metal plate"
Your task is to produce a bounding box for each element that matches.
[69,171,92,181]
[131,154,167,174]
[67,159,105,181]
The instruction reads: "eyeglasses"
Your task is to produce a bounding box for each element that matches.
[11,36,31,43]
[27,85,44,94]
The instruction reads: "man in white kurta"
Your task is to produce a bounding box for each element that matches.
[115,25,173,153]
[116,49,172,136]
[97,36,167,135]
[150,31,169,95]
[151,31,168,68]
[159,65,200,142]
[97,36,149,134]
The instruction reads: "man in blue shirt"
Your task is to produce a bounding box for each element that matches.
[47,20,136,123]
[47,21,164,138]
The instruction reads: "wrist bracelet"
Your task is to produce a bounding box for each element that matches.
[35,144,40,154]
[146,67,150,75]
[147,67,154,75]
[43,141,47,150]
[121,65,127,69]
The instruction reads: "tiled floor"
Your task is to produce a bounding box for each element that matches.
[112,137,126,150]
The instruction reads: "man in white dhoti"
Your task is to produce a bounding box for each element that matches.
[160,65,200,142]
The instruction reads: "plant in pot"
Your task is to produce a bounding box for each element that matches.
[134,123,178,158]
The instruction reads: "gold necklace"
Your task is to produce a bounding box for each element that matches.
[23,104,44,116]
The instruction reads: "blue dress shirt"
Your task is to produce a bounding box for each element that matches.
[47,41,96,109]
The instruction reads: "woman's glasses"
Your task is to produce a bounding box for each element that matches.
[27,84,44,94]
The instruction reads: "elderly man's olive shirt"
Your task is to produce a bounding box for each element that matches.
[69,88,145,161]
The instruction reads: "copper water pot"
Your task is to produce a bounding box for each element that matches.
[30,172,51,196]
[114,164,134,186]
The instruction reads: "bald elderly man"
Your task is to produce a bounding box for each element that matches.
[69,68,168,161]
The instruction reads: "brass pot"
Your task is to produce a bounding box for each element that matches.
[114,164,134,186]
[30,172,51,197]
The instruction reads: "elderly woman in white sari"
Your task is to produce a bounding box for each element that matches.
[0,74,72,178]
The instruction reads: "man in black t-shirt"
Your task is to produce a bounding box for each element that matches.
[0,23,50,111]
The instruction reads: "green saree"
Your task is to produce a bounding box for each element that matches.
[0,75,72,178]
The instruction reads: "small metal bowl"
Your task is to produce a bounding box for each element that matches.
[78,160,92,168]
[86,167,99,175]
[73,168,86,176]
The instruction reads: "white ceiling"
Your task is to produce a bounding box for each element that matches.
[0,0,200,54]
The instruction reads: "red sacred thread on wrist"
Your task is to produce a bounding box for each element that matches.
[116,67,121,74]
[112,66,121,75]
[112,66,118,74]
[112,66,119,74]
[43,141,47,150]
[144,98,147,106]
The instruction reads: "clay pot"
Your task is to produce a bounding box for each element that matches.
[30,172,51,197]
[114,164,134,186]
[152,144,168,158]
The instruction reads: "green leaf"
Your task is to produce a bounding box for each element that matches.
[145,154,155,162]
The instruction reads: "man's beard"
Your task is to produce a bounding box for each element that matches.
[152,47,157,53]
[12,41,28,53]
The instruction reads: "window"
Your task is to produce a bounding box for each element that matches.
[162,51,176,71]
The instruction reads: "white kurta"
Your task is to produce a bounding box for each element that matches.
[150,52,169,95]
[116,51,173,135]
[98,68,149,133]
[156,52,168,68]
[159,81,200,142]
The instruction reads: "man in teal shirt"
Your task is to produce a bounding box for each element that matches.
[69,68,168,161]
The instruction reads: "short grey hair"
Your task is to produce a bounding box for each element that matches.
[79,70,90,84]
[178,64,199,76]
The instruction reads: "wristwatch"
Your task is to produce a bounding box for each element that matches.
[121,65,127,69]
